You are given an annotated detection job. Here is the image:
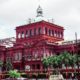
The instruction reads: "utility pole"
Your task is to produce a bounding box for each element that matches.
[75,32,78,53]
[75,32,79,79]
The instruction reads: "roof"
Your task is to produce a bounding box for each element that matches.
[16,20,64,30]
[0,37,16,47]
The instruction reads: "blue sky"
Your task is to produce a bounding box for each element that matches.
[0,0,80,40]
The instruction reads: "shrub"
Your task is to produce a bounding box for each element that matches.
[9,70,21,78]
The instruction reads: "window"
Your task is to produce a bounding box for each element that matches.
[37,64,40,69]
[54,30,57,37]
[14,53,22,61]
[32,64,35,69]
[49,29,51,36]
[38,27,41,35]
[34,50,39,58]
[26,30,28,37]
[22,32,24,38]
[60,32,63,38]
[45,28,47,35]
[18,33,21,38]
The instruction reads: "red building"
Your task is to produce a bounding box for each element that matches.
[0,6,80,78]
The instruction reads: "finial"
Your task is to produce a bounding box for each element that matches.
[36,5,43,17]
[28,18,31,24]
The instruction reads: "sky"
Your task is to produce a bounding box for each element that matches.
[0,0,80,41]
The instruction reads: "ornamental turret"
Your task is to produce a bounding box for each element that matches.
[36,5,43,17]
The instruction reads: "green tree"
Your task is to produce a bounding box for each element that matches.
[51,55,62,74]
[60,51,73,67]
[42,55,62,74]
[52,55,62,68]
[76,54,80,69]
[42,57,49,68]
[69,54,77,67]
[59,51,77,79]
[42,51,77,76]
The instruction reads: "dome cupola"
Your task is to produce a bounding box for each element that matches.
[36,5,43,17]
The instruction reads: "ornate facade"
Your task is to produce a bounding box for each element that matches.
[0,6,80,79]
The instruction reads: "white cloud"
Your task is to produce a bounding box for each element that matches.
[0,24,15,39]
[0,0,80,40]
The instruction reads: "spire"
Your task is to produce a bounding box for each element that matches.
[36,5,43,17]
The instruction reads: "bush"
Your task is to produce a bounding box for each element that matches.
[9,70,21,78]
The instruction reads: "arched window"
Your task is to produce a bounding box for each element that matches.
[26,30,28,37]
[49,29,51,36]
[22,32,24,38]
[45,28,47,35]
[38,27,41,35]
[52,30,54,36]
[60,32,63,38]
[55,30,57,37]
[14,53,22,61]
[33,50,39,58]
[18,33,21,38]
[57,31,59,37]
[43,27,45,34]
